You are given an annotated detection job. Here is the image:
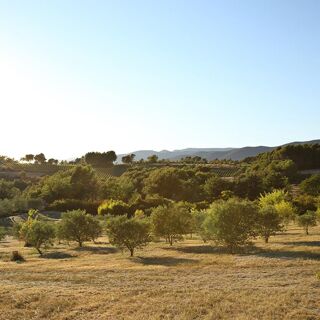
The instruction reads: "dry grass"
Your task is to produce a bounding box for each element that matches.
[0,225,320,320]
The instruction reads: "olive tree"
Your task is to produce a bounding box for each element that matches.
[296,211,317,235]
[256,205,283,243]
[0,227,7,241]
[151,202,193,245]
[57,210,102,247]
[19,220,55,255]
[203,198,258,251]
[106,215,151,256]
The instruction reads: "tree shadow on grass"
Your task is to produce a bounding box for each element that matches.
[134,256,198,266]
[163,245,256,255]
[278,241,320,247]
[257,249,320,260]
[41,252,75,259]
[74,246,118,254]
[163,245,320,260]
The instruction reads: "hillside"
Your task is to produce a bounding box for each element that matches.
[118,139,320,162]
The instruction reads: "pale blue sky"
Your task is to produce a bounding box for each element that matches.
[0,0,319,159]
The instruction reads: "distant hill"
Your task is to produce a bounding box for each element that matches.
[118,139,320,162]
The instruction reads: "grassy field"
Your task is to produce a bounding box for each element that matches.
[0,225,320,320]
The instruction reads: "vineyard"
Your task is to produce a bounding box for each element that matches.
[0,160,240,180]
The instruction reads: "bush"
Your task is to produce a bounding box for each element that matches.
[98,199,130,216]
[57,209,102,247]
[48,199,100,215]
[203,198,259,251]
[296,211,317,235]
[0,227,6,241]
[300,174,320,196]
[10,251,25,262]
[20,219,55,255]
[256,205,283,243]
[151,202,193,245]
[106,215,151,256]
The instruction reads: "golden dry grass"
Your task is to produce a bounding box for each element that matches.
[0,225,320,320]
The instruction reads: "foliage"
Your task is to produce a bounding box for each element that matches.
[259,190,295,224]
[98,199,130,216]
[10,251,25,262]
[202,198,259,250]
[99,177,136,202]
[57,210,102,247]
[191,209,210,242]
[203,176,232,200]
[300,174,320,196]
[0,179,21,199]
[256,205,283,243]
[296,211,317,235]
[26,165,98,202]
[34,153,47,164]
[0,227,7,241]
[151,202,193,245]
[19,219,55,254]
[48,199,100,215]
[84,151,117,167]
[106,215,151,256]
[121,154,135,164]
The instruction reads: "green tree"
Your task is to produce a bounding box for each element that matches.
[296,211,317,235]
[19,220,55,254]
[256,205,283,243]
[203,176,232,200]
[0,227,7,241]
[106,215,151,256]
[151,202,193,245]
[84,151,117,167]
[121,154,135,164]
[147,155,158,163]
[300,174,320,196]
[203,198,258,251]
[34,153,46,164]
[57,210,102,247]
[259,190,295,225]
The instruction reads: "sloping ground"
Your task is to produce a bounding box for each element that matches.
[0,163,128,179]
[0,226,319,320]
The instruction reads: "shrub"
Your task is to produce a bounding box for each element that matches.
[98,199,130,216]
[106,215,151,256]
[300,174,320,196]
[10,251,25,262]
[296,211,317,235]
[151,202,193,245]
[57,210,102,247]
[0,227,6,241]
[48,199,100,215]
[203,198,259,251]
[256,205,283,243]
[19,219,55,255]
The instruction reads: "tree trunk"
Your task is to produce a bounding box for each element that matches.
[78,241,83,247]
[169,236,173,246]
[305,226,309,235]
[264,236,269,243]
[130,248,134,257]
[36,247,42,255]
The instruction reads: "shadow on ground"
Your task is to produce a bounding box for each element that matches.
[41,251,75,259]
[163,244,320,261]
[74,246,118,254]
[257,249,320,260]
[134,256,198,266]
[278,241,320,247]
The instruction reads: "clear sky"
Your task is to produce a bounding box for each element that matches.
[1,0,319,160]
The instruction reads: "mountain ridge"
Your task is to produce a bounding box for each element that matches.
[117,139,320,162]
